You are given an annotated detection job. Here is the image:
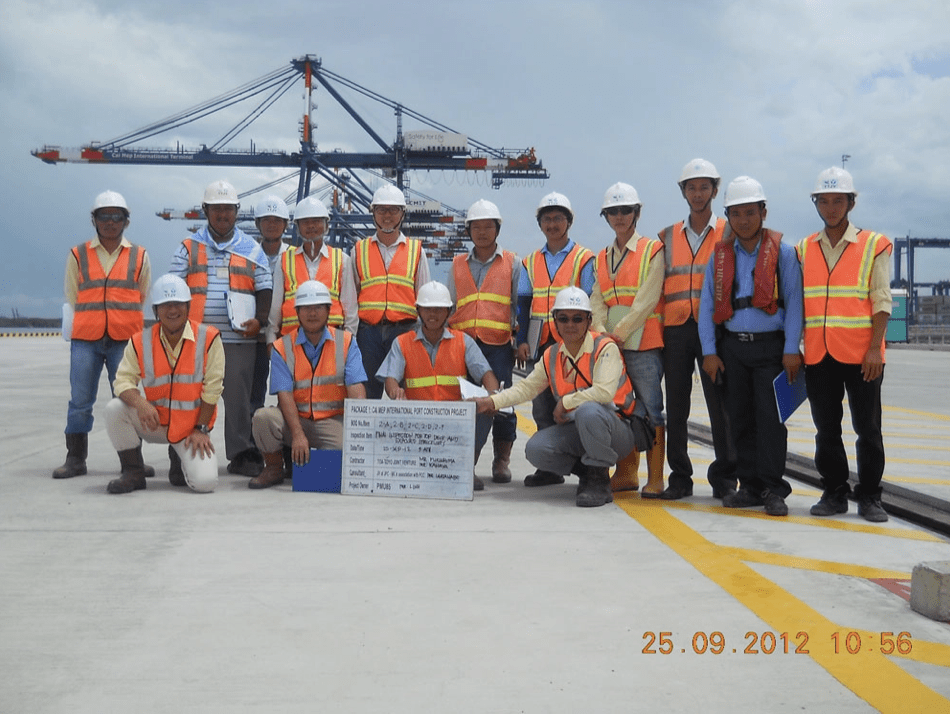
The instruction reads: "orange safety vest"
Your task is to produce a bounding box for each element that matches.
[797,229,892,365]
[524,243,594,346]
[595,237,664,351]
[542,333,636,417]
[134,320,219,443]
[181,240,257,321]
[71,242,145,341]
[397,329,467,401]
[279,247,345,334]
[658,218,731,326]
[711,229,783,324]
[353,237,422,324]
[275,327,352,420]
[449,251,515,345]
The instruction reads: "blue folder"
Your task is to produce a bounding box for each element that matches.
[292,449,343,493]
[773,371,808,424]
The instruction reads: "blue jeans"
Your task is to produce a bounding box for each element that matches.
[65,337,127,434]
[476,340,517,443]
[622,348,665,427]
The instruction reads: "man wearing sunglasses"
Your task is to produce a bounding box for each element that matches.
[54,190,152,480]
[590,183,666,498]
[476,287,652,507]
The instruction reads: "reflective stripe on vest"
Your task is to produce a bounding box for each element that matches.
[595,237,664,351]
[398,329,467,401]
[279,247,345,335]
[448,251,515,345]
[798,230,892,365]
[136,320,218,443]
[183,240,256,321]
[71,242,145,341]
[543,333,636,416]
[524,243,593,345]
[658,218,730,326]
[354,238,421,323]
[276,328,349,419]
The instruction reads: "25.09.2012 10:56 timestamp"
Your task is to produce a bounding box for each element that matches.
[642,631,913,655]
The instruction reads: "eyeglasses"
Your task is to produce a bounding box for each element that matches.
[555,314,588,324]
[374,206,403,216]
[604,206,635,216]
[95,212,126,223]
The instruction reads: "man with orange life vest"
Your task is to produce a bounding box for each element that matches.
[265,195,358,344]
[590,183,667,498]
[250,280,367,489]
[377,281,499,491]
[169,180,273,479]
[658,159,737,501]
[798,167,892,523]
[103,274,223,494]
[476,288,653,507]
[351,184,431,399]
[446,199,521,484]
[515,192,595,488]
[698,177,803,517]
[54,190,152,480]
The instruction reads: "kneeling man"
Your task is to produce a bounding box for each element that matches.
[475,287,652,507]
[104,274,222,494]
[251,280,367,489]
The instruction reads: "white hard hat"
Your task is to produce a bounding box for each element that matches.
[370,184,407,208]
[295,280,332,307]
[678,158,721,188]
[151,274,191,306]
[811,166,858,197]
[415,281,454,308]
[601,182,641,212]
[294,196,330,221]
[536,191,574,221]
[551,286,592,314]
[465,199,503,226]
[723,176,767,208]
[254,195,289,220]
[92,190,129,215]
[203,180,239,205]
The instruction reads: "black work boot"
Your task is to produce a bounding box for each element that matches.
[524,470,564,487]
[576,466,613,508]
[810,488,849,516]
[121,444,154,479]
[107,449,148,494]
[168,444,186,487]
[53,433,87,479]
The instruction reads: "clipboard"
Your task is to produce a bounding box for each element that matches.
[526,317,545,361]
[773,371,807,423]
[226,291,257,331]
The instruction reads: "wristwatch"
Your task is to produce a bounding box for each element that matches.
[194,424,212,435]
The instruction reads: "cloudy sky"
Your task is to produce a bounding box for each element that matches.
[3,0,949,317]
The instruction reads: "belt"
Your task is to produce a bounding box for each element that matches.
[723,330,784,343]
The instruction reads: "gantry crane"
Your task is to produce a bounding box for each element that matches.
[32,54,549,256]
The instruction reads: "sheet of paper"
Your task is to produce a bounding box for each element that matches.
[458,377,513,414]
[61,303,73,341]
[226,291,257,332]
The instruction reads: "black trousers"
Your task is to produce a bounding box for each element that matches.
[719,332,791,498]
[804,355,885,498]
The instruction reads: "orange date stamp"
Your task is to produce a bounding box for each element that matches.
[642,631,913,655]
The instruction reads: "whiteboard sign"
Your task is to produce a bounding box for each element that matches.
[342,399,475,501]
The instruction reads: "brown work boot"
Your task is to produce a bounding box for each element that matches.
[248,451,286,489]
[641,426,666,499]
[53,433,87,479]
[576,466,613,508]
[611,449,640,492]
[491,440,514,483]
[107,448,148,494]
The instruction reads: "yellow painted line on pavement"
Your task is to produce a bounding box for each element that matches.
[884,405,950,422]
[614,500,950,711]
[715,547,910,580]
[884,475,950,485]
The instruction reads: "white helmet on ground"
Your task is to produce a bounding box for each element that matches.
[416,281,454,308]
[678,158,721,189]
[370,184,407,209]
[294,196,330,221]
[295,280,332,307]
[601,182,641,212]
[723,176,767,208]
[536,192,574,222]
[811,167,858,197]
[92,190,129,215]
[203,180,239,205]
[465,199,503,226]
[151,274,191,306]
[254,195,290,220]
[551,286,591,314]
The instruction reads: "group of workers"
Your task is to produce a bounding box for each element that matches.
[54,158,892,521]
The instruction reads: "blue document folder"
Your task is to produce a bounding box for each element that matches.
[773,371,808,423]
[292,449,343,493]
